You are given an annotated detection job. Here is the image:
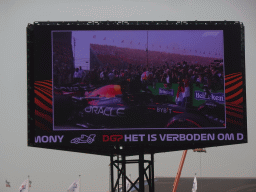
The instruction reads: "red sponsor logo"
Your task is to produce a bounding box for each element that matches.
[103,135,123,142]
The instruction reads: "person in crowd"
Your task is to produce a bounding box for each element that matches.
[210,67,221,91]
[153,69,161,83]
[73,68,80,84]
[141,68,147,82]
[78,66,83,81]
[218,63,224,89]
[108,70,115,82]
[100,68,105,81]
[182,74,191,107]
[81,70,87,84]
[161,71,168,84]
[175,81,184,106]
[68,58,224,104]
[147,68,154,84]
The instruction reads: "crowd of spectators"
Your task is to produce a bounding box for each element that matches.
[70,60,224,106]
[75,60,224,90]
[53,41,74,86]
[53,59,224,107]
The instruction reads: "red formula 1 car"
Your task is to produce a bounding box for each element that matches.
[54,82,225,129]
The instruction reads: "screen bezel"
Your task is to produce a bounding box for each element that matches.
[27,21,247,156]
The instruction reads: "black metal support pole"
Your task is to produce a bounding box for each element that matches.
[110,154,155,192]
[117,155,119,192]
[111,155,114,192]
[122,155,126,192]
[149,161,152,192]
[151,153,154,192]
[139,153,144,192]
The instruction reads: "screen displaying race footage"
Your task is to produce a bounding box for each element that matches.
[52,30,225,130]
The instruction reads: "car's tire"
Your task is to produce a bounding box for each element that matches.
[166,113,211,128]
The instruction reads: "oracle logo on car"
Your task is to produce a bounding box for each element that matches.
[103,135,123,142]
[85,106,125,117]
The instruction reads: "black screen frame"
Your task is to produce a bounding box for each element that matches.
[27,21,247,156]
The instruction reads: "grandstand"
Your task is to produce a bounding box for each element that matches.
[52,32,74,85]
[90,44,222,70]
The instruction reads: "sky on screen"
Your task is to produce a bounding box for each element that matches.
[71,30,223,65]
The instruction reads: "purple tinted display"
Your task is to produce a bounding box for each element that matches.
[52,30,225,131]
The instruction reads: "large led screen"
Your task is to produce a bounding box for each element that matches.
[28,21,247,156]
